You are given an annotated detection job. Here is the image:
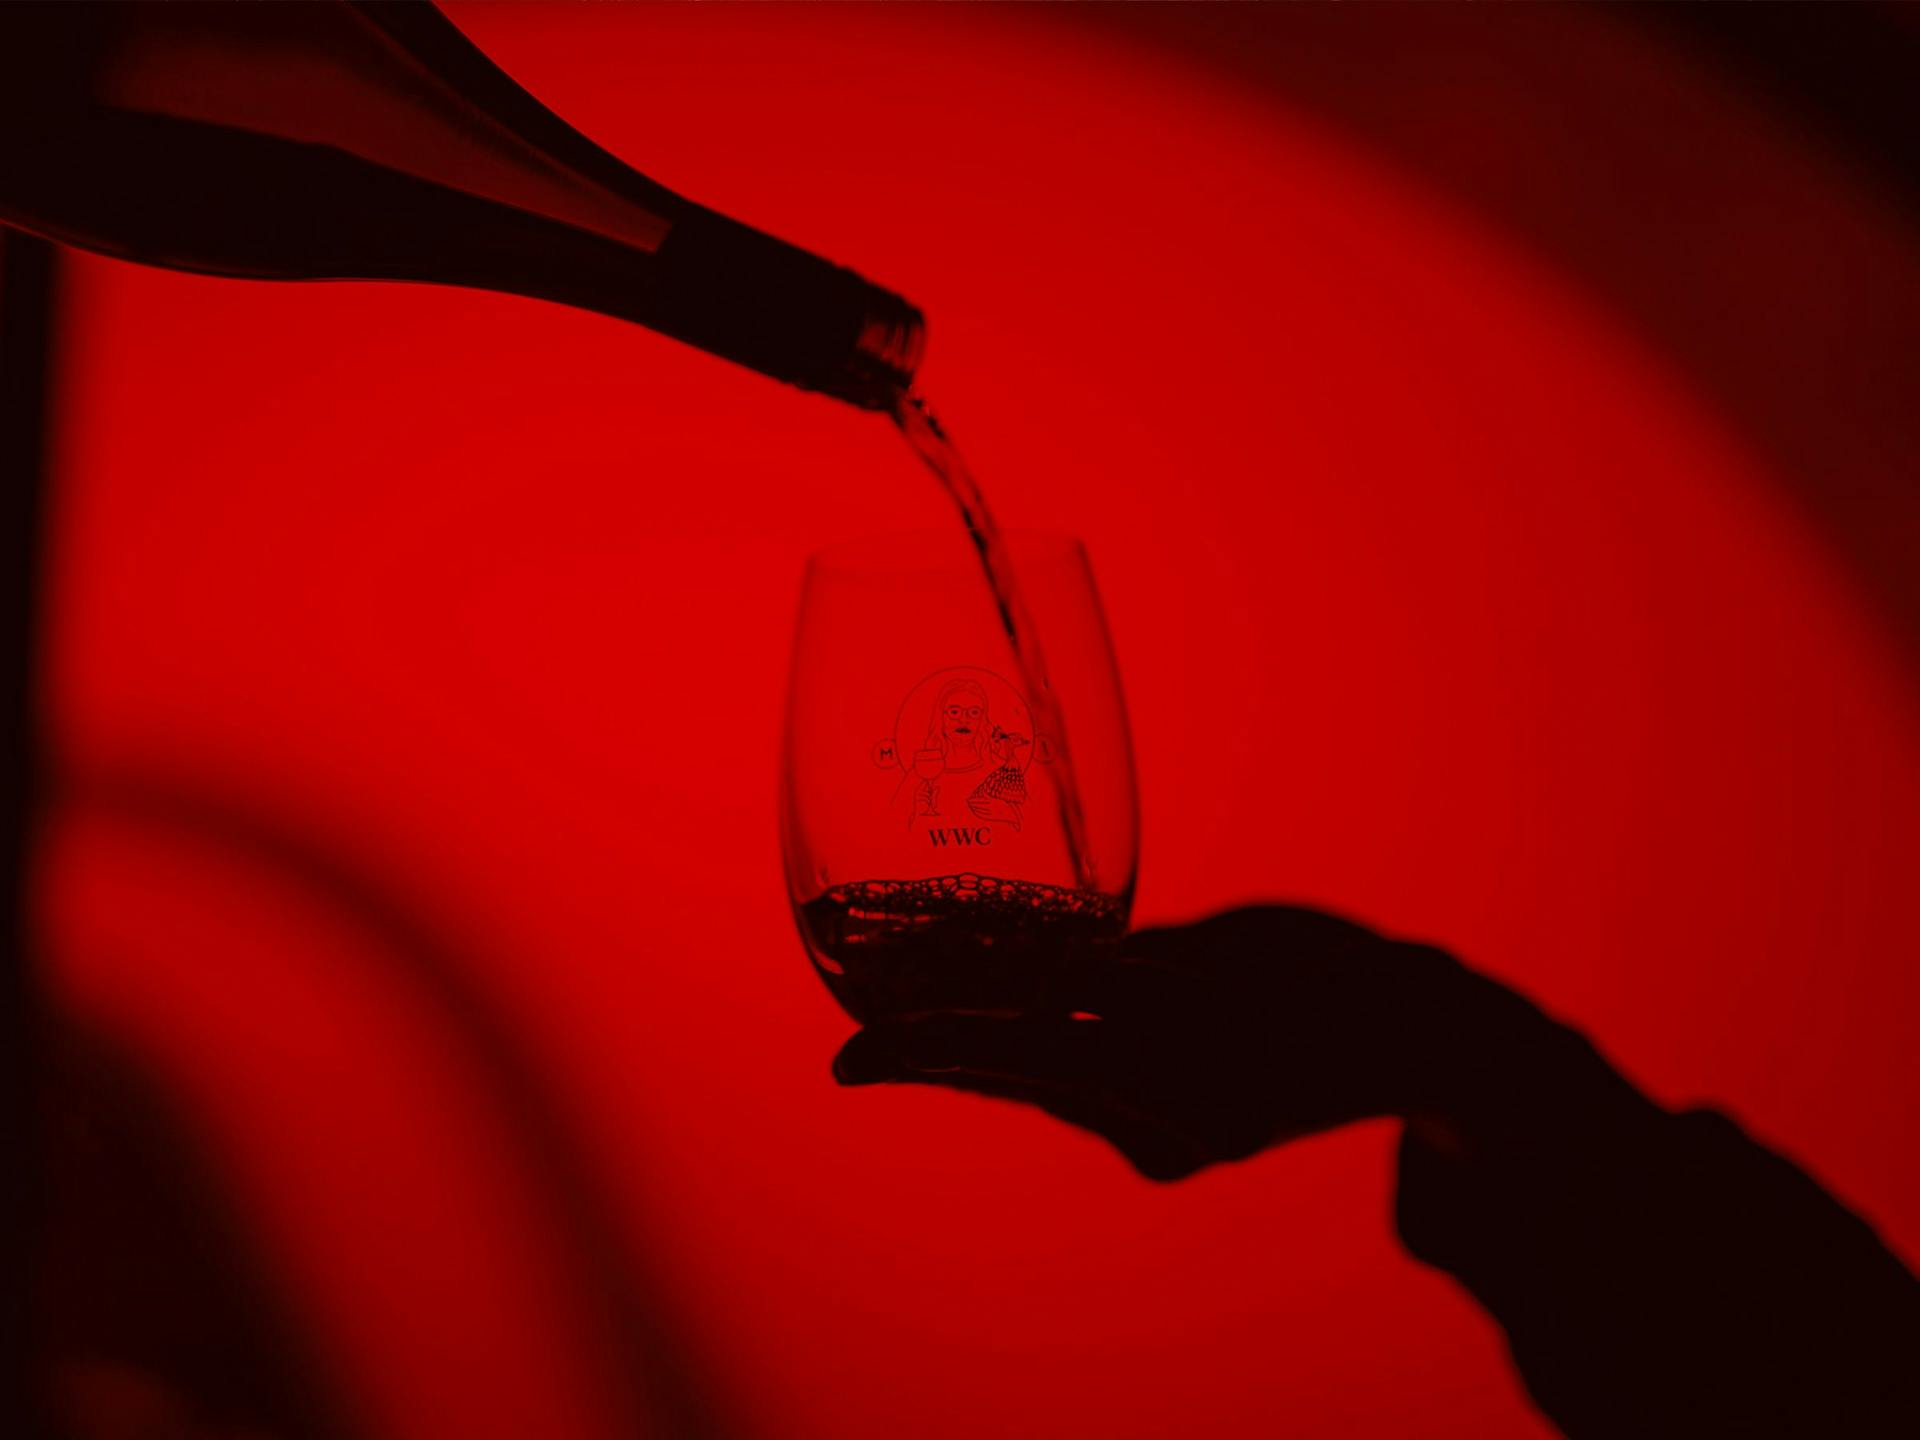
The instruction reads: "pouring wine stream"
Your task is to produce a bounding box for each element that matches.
[892,393,1097,892]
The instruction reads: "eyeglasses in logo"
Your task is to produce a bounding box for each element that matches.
[870,665,1054,846]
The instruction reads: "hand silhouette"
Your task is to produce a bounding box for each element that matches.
[833,904,1574,1180]
[832,904,1920,1439]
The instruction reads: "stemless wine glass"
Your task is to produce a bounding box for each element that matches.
[781,529,1137,1022]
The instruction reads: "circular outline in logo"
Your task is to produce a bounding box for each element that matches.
[883,664,1037,778]
[872,664,1052,835]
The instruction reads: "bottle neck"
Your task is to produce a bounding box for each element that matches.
[646,208,923,410]
[0,1,926,410]
[849,295,928,411]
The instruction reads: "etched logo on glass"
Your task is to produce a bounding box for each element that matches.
[871,666,1053,844]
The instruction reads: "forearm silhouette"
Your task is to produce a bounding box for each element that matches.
[835,907,1920,1439]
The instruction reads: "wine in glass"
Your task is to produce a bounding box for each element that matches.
[781,530,1137,1022]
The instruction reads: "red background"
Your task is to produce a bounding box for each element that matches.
[36,5,1920,1438]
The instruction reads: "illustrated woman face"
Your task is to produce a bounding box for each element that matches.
[935,682,989,766]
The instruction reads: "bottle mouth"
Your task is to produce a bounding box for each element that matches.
[841,292,926,410]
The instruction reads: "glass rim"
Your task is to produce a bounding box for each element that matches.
[803,527,1089,576]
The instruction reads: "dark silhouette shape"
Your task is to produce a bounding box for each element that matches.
[48,769,734,1440]
[39,1020,351,1440]
[0,2,921,410]
[835,906,1920,1439]
[3,228,58,1440]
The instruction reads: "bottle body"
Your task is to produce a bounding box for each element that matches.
[0,1,922,407]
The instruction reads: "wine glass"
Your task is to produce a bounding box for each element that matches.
[781,529,1137,1022]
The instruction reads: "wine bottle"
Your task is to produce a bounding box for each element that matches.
[0,1,923,408]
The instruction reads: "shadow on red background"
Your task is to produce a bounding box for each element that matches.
[30,5,1920,1438]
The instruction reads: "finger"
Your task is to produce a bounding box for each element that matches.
[864,1014,1112,1088]
[871,1054,1215,1183]
[855,1016,1225,1179]
[834,1017,1109,1089]
[833,1027,905,1087]
[1040,951,1183,1020]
